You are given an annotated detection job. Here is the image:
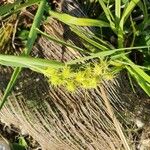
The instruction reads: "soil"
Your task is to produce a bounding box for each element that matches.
[0,121,41,150]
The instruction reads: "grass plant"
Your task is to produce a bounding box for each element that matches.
[0,1,150,149]
[0,0,150,109]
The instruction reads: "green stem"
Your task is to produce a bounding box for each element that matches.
[0,0,46,110]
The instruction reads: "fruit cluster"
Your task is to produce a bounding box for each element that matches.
[43,61,115,92]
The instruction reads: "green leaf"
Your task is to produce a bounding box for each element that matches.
[36,28,84,52]
[67,49,126,64]
[0,0,21,16]
[18,137,28,148]
[67,45,150,65]
[137,0,148,29]
[98,0,115,30]
[0,55,64,69]
[49,10,110,28]
[70,26,110,51]
[0,0,47,110]
[0,0,41,16]
[126,66,150,96]
[115,0,121,21]
[123,56,150,83]
[120,0,140,29]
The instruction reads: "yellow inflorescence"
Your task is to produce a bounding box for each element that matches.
[43,61,116,92]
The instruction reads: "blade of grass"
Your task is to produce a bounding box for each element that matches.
[0,55,64,69]
[66,49,127,65]
[36,28,85,52]
[118,0,140,48]
[123,56,150,83]
[120,55,150,96]
[120,0,140,30]
[0,0,21,16]
[67,45,150,64]
[126,66,150,96]
[113,59,150,71]
[115,0,121,22]
[98,0,115,31]
[89,33,115,50]
[0,0,46,110]
[137,0,148,29]
[0,0,41,17]
[127,72,136,94]
[49,10,110,28]
[37,27,113,54]
[70,26,110,51]
[129,16,137,47]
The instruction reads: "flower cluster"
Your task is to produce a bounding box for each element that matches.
[43,61,116,92]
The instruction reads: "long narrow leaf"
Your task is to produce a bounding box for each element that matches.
[71,26,109,51]
[36,28,85,52]
[67,45,150,64]
[49,10,110,28]
[123,56,150,83]
[98,0,115,30]
[120,0,140,29]
[0,0,41,16]
[0,0,21,16]
[126,66,150,96]
[0,55,64,68]
[115,0,121,21]
[67,49,127,64]
[137,0,148,29]
[0,0,46,110]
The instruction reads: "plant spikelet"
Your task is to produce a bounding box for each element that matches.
[42,60,117,92]
[66,81,76,92]
[104,73,115,81]
[93,64,103,76]
[82,77,97,89]
[75,71,85,83]
[61,66,71,79]
[50,75,62,86]
[45,68,58,77]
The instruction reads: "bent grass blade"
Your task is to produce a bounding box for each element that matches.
[0,0,41,17]
[0,55,64,69]
[126,66,150,96]
[36,28,85,52]
[49,10,110,28]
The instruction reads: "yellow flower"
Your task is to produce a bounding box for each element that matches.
[45,68,58,76]
[93,64,103,75]
[84,66,92,77]
[82,77,97,89]
[75,71,85,83]
[50,75,63,86]
[61,67,71,79]
[66,81,76,92]
[104,73,115,81]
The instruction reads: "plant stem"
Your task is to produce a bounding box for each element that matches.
[0,0,47,110]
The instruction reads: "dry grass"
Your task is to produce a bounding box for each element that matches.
[0,20,126,150]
